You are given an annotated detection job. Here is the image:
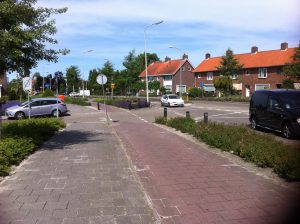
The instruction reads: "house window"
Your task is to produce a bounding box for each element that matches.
[255,84,270,90]
[197,74,201,78]
[163,75,172,81]
[232,74,238,80]
[245,70,250,76]
[181,66,185,71]
[276,68,282,74]
[164,85,172,92]
[188,67,192,71]
[207,72,213,80]
[258,68,267,79]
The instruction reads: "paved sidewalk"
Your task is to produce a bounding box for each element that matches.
[106,106,300,224]
[0,104,157,224]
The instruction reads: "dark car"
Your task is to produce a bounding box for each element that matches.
[249,89,300,139]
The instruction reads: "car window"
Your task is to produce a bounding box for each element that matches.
[30,101,41,107]
[268,98,282,110]
[278,93,300,109]
[40,100,49,106]
[168,95,179,99]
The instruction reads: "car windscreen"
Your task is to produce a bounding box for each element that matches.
[279,93,300,109]
[20,101,30,107]
[168,95,179,99]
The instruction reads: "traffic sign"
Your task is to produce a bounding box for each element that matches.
[96,75,107,85]
[23,77,32,91]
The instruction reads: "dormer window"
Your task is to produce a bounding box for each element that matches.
[232,74,238,80]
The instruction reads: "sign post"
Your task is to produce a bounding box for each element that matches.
[96,75,108,122]
[23,77,32,119]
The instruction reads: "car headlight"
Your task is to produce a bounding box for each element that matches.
[297,118,300,124]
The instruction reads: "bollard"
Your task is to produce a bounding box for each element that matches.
[97,102,100,110]
[186,111,190,118]
[164,107,167,118]
[204,112,208,123]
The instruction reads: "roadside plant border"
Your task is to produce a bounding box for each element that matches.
[0,118,65,176]
[155,117,300,181]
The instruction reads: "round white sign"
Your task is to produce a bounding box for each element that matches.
[96,75,107,85]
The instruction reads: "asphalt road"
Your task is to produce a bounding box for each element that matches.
[133,100,250,125]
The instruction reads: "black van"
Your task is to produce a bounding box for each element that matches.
[249,89,300,139]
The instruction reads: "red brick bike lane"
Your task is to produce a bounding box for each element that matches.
[102,105,300,224]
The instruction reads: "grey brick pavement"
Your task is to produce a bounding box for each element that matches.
[0,105,157,224]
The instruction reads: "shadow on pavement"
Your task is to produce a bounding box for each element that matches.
[41,130,106,150]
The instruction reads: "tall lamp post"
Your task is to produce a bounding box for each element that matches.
[169,46,184,97]
[144,20,163,104]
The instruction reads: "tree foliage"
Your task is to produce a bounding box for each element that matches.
[0,0,68,77]
[283,42,300,79]
[214,49,243,95]
[66,66,81,92]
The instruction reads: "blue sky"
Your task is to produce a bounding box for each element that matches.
[28,0,300,80]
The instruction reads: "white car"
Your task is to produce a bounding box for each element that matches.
[161,94,184,107]
[69,92,79,97]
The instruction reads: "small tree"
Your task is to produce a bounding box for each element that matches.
[215,49,243,96]
[282,79,295,89]
[283,42,300,80]
[149,81,160,95]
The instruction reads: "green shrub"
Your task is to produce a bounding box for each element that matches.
[42,89,54,97]
[155,116,167,125]
[0,118,65,176]
[188,87,203,97]
[2,118,65,145]
[64,97,91,106]
[155,117,300,181]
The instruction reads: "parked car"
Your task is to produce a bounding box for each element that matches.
[249,89,300,139]
[5,97,68,119]
[161,94,184,107]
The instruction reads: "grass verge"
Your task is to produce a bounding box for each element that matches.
[0,118,65,176]
[155,117,300,181]
[64,97,91,106]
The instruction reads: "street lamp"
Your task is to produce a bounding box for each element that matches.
[169,46,184,97]
[144,20,163,104]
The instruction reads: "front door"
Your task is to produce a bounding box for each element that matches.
[245,85,250,97]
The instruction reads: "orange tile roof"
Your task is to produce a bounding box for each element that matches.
[193,48,296,73]
[139,59,185,78]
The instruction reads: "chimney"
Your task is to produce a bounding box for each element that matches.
[251,46,258,54]
[205,53,211,59]
[281,42,288,51]
[165,56,171,62]
[182,53,188,59]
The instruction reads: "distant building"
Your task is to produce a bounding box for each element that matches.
[193,42,297,97]
[139,54,195,94]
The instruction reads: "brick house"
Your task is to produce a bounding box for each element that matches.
[193,42,297,97]
[139,54,195,94]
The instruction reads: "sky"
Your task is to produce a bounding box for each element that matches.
[28,0,300,80]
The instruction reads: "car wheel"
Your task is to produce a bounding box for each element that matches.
[282,122,294,139]
[15,111,25,120]
[52,109,61,117]
[250,117,258,129]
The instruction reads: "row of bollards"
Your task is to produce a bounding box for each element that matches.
[163,107,208,123]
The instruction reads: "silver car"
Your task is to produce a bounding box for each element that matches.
[5,97,68,119]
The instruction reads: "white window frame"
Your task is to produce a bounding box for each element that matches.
[163,75,172,81]
[255,84,270,90]
[188,67,192,71]
[245,70,250,76]
[207,72,213,80]
[231,74,238,80]
[258,68,267,79]
[197,74,201,78]
[181,66,185,71]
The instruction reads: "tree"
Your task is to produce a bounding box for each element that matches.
[0,0,69,77]
[149,80,160,94]
[283,42,300,80]
[214,49,243,95]
[66,66,81,92]
[122,50,160,94]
